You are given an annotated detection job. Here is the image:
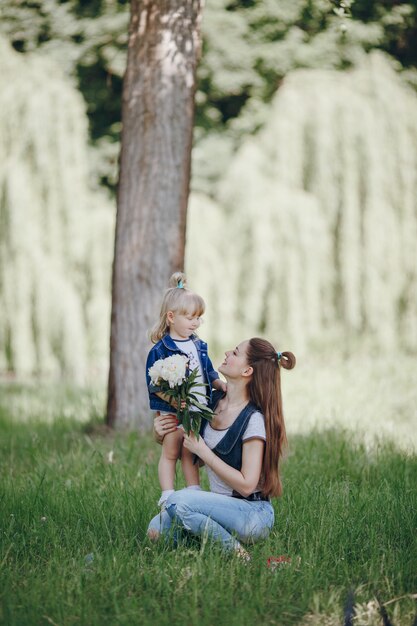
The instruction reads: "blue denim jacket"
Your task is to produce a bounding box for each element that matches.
[146,334,219,412]
[200,391,260,471]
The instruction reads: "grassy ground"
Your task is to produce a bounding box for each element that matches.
[0,358,416,625]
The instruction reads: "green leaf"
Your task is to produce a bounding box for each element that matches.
[191,415,202,439]
[189,399,214,413]
[181,409,191,436]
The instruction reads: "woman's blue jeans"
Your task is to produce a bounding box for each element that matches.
[147,489,274,551]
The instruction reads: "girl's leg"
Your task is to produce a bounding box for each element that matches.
[165,489,274,552]
[158,429,183,490]
[181,446,200,487]
[158,429,183,507]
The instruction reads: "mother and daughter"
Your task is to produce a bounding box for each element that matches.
[146,273,296,559]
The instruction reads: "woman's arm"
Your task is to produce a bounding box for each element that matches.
[153,413,178,444]
[183,434,264,497]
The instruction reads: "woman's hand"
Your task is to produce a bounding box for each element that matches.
[182,432,209,457]
[154,412,178,440]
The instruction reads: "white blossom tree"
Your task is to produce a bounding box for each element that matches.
[187,53,417,357]
[0,36,113,382]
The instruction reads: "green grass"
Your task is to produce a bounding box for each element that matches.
[0,405,416,625]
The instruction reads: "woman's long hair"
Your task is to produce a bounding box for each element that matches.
[150,272,205,343]
[246,338,296,498]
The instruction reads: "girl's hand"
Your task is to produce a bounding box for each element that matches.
[182,432,209,457]
[154,412,178,438]
[170,399,187,410]
[213,378,227,393]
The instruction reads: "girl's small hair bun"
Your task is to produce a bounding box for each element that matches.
[168,272,187,289]
[280,351,296,370]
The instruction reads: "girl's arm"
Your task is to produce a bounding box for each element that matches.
[154,391,186,410]
[212,378,227,393]
[183,434,264,497]
[206,353,227,391]
[147,349,184,407]
[155,391,174,406]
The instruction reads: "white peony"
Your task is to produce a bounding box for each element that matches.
[148,354,188,388]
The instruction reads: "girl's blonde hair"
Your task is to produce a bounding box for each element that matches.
[150,272,205,343]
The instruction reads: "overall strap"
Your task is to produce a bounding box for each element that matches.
[200,394,259,454]
[214,403,259,455]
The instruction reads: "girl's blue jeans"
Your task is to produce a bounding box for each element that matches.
[147,488,274,551]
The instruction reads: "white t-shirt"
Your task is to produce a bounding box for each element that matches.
[203,411,266,495]
[174,338,207,408]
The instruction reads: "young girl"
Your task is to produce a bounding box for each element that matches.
[146,272,226,509]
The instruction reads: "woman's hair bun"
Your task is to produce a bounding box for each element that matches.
[280,351,296,370]
[168,272,187,288]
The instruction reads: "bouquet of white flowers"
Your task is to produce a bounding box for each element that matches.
[148,354,214,436]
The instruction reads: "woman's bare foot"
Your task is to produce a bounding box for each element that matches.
[147,529,160,542]
[234,546,251,562]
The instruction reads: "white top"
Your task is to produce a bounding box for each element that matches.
[203,411,266,495]
[174,338,207,408]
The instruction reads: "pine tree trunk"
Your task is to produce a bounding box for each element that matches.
[106,0,203,429]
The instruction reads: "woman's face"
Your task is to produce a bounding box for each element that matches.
[218,340,250,380]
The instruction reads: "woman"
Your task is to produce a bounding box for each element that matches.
[147,337,296,559]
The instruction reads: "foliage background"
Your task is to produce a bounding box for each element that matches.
[2,0,417,191]
[1,0,417,378]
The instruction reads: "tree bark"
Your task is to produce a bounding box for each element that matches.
[106,0,203,429]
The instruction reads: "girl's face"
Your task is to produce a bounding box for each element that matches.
[167,310,201,340]
[218,340,251,380]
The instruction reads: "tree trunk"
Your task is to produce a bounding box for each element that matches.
[106,0,203,429]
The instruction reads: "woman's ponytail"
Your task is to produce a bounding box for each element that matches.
[280,351,296,371]
[246,338,296,498]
